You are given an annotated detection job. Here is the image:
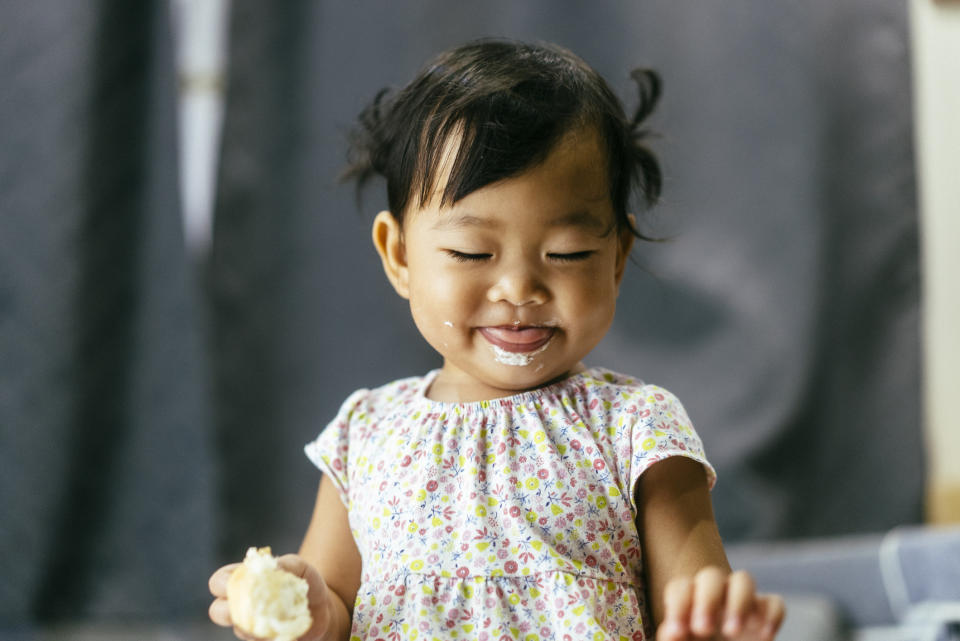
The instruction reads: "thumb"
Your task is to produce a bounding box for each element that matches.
[276,554,334,641]
[277,554,328,605]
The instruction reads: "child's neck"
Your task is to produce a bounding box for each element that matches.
[426,362,587,403]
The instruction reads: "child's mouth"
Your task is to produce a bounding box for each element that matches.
[478,326,555,353]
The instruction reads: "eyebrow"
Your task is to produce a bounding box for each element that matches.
[430,213,496,231]
[431,210,613,235]
[550,210,614,235]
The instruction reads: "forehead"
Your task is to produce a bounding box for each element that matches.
[412,127,613,229]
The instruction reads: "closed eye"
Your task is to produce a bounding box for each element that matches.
[548,251,595,262]
[445,249,492,263]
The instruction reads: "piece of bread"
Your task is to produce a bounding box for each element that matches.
[227,547,312,641]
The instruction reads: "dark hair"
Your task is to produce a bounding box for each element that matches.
[343,38,662,238]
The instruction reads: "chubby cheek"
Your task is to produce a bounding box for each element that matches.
[407,271,479,347]
[564,276,619,339]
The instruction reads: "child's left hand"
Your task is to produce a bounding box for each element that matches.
[656,567,785,640]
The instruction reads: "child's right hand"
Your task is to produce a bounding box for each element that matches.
[208,554,334,641]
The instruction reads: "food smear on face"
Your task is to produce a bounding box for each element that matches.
[490,339,551,366]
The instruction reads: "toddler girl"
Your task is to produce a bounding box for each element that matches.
[209,39,785,641]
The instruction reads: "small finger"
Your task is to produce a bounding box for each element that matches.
[722,570,755,636]
[658,576,693,640]
[759,593,787,640]
[208,597,233,627]
[209,563,242,597]
[691,566,726,636]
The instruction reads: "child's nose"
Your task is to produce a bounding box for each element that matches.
[486,263,549,306]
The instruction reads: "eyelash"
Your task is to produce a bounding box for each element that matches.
[548,251,594,262]
[445,250,492,263]
[444,250,594,263]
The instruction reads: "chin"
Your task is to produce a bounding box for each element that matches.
[485,361,569,391]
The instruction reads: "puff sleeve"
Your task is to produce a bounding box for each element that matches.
[621,384,716,514]
[304,388,368,509]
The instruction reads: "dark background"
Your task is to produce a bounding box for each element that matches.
[1,0,920,625]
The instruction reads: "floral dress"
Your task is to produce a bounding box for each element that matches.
[305,367,715,641]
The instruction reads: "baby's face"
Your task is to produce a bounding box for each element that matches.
[380,128,632,402]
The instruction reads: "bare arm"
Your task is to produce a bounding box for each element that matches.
[297,475,362,639]
[636,457,729,625]
[635,456,784,640]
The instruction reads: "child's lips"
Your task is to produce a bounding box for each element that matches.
[478,326,556,353]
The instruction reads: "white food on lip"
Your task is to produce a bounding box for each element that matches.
[490,338,551,366]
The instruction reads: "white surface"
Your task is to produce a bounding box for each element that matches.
[911,0,960,511]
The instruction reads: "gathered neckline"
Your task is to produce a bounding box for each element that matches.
[414,366,612,411]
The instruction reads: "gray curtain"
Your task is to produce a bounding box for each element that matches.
[1,1,214,623]
[0,0,920,627]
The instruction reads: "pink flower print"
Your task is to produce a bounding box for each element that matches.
[497,548,508,560]
[577,488,587,499]
[575,622,586,634]
[395,585,405,597]
[509,506,521,518]
[655,392,665,401]
[504,560,518,573]
[593,458,605,471]
[427,554,439,564]
[332,458,343,471]
[478,469,487,482]
[400,455,412,467]
[456,566,470,578]
[538,516,548,526]
[570,439,582,450]
[426,479,438,492]
[537,468,549,480]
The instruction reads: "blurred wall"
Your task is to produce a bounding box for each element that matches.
[911,0,960,524]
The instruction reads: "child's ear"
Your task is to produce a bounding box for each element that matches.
[614,215,636,286]
[372,210,410,298]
